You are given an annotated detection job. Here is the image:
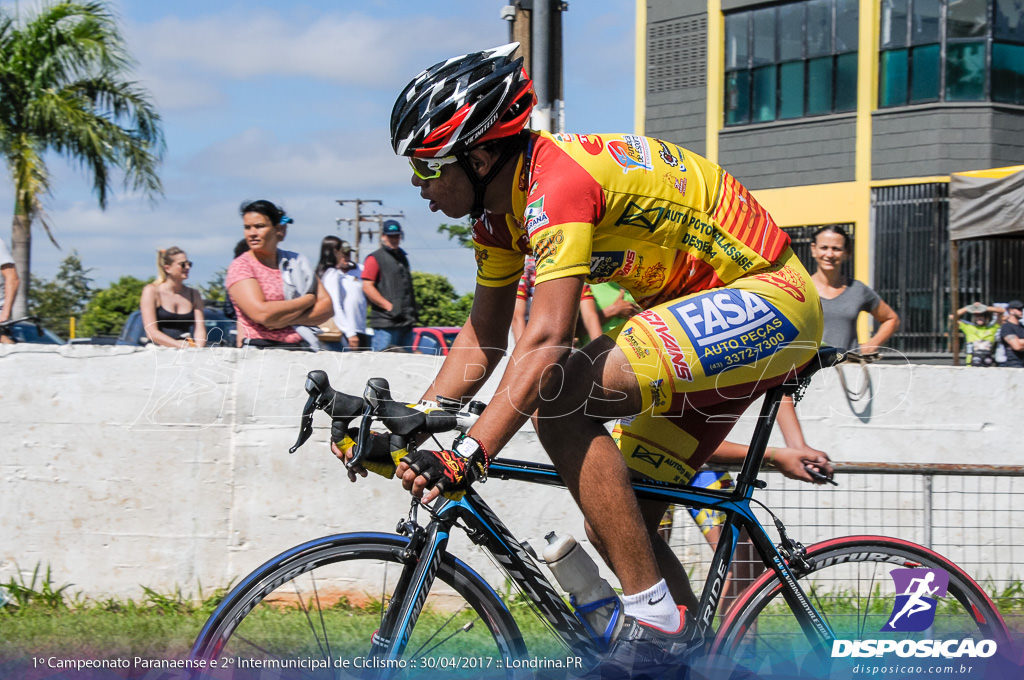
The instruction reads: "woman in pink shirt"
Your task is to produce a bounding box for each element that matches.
[226,200,332,348]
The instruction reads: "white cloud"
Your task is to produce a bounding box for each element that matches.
[185,126,408,193]
[127,8,506,88]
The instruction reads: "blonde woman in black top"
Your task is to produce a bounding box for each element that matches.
[139,247,206,347]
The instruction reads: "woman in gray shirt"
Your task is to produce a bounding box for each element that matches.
[811,226,900,351]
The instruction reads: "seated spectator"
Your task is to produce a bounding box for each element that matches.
[997,300,1024,368]
[0,236,18,345]
[317,236,369,350]
[227,200,332,349]
[952,301,1003,367]
[139,247,206,348]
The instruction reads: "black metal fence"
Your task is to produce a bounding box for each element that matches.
[666,463,1024,633]
[873,183,1024,357]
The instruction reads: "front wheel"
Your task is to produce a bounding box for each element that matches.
[712,536,1011,677]
[190,533,526,679]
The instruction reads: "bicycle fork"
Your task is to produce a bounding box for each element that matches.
[701,502,837,652]
[368,504,451,662]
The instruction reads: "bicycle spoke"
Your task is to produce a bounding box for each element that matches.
[380,562,389,629]
[410,604,474,657]
[228,635,322,680]
[290,576,329,662]
[309,572,334,662]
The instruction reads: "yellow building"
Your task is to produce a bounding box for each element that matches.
[637,0,1024,357]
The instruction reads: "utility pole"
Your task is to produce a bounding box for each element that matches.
[335,199,403,262]
[501,1,566,132]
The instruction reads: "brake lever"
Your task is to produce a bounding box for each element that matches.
[289,393,317,454]
[290,370,362,454]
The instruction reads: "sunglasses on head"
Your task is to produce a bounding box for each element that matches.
[409,156,458,180]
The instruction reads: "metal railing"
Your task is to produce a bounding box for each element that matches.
[664,462,1024,631]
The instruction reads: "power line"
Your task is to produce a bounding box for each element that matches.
[335,199,403,262]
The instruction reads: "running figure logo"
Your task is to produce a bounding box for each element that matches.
[882,569,949,632]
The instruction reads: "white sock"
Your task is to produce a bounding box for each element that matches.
[621,579,682,631]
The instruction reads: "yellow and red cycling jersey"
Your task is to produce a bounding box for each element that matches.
[472,131,791,308]
[515,256,594,305]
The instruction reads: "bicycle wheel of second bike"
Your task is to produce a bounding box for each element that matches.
[712,535,1010,677]
[191,532,527,679]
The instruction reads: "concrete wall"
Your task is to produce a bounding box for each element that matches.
[2,345,1021,600]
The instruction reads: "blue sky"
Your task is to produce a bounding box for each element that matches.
[1,0,636,295]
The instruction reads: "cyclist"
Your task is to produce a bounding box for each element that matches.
[345,43,824,673]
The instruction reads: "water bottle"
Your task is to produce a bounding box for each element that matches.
[541,531,623,645]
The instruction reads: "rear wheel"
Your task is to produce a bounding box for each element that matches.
[712,536,1010,677]
[191,533,526,679]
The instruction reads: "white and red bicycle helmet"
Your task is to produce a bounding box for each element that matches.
[390,42,536,159]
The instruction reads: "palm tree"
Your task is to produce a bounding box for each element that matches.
[0,1,164,318]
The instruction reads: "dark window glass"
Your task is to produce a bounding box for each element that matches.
[752,65,778,122]
[807,57,835,114]
[912,0,942,43]
[835,52,859,110]
[947,0,989,38]
[836,0,860,51]
[910,44,942,101]
[780,62,806,118]
[946,42,987,99]
[992,43,1024,103]
[753,8,777,65]
[881,0,909,48]
[780,4,805,60]
[995,0,1024,42]
[880,49,910,106]
[726,71,751,124]
[806,0,831,57]
[725,13,749,69]
[725,0,863,125]
[991,0,1024,42]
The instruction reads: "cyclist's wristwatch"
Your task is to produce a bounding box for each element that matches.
[453,435,489,480]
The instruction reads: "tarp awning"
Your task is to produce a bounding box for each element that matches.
[948,165,1024,241]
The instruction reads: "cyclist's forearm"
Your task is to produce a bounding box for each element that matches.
[468,330,573,457]
[775,397,807,449]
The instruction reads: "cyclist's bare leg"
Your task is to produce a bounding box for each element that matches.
[585,500,700,613]
[534,336,662,597]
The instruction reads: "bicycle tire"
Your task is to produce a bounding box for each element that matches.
[191,532,527,678]
[712,536,1010,677]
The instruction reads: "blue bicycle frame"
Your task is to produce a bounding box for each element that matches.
[368,379,837,663]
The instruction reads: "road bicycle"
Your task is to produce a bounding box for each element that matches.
[190,347,1011,678]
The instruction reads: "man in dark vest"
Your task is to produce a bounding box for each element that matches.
[362,220,417,351]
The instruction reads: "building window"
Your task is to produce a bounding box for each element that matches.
[879,0,1024,107]
[725,0,859,126]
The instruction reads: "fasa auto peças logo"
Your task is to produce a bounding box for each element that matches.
[831,568,998,659]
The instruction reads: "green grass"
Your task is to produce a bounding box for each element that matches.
[2,565,1022,665]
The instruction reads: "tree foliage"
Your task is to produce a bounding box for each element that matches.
[27,251,94,339]
[79,276,148,337]
[0,1,165,317]
[412,271,473,327]
[201,268,228,303]
[437,219,475,249]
